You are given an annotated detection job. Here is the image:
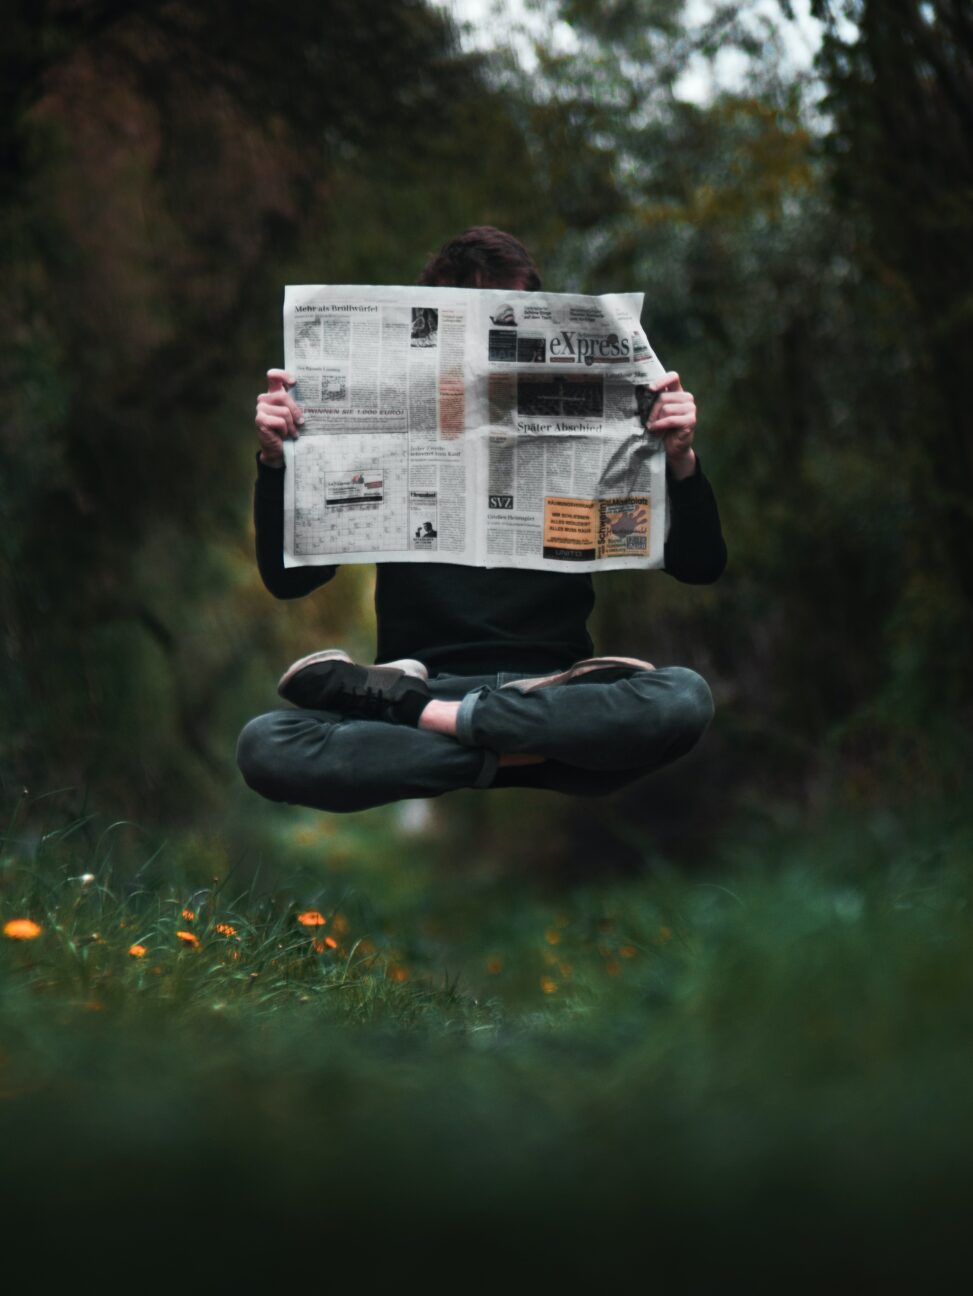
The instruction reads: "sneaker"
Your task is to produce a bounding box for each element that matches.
[500,656,655,693]
[277,649,432,724]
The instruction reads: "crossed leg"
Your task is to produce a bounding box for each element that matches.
[449,664,714,770]
[419,655,663,763]
[236,663,714,813]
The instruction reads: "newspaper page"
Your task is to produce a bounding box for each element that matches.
[282,285,669,573]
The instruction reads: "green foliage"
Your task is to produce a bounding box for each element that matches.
[0,0,522,818]
[484,0,972,840]
[2,0,970,840]
[810,0,973,653]
[2,801,973,1279]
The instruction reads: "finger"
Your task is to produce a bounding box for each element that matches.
[259,389,305,423]
[257,399,294,428]
[651,415,696,431]
[259,414,300,445]
[650,371,683,392]
[652,399,695,417]
[257,409,294,439]
[258,398,302,437]
[649,408,693,430]
[266,368,297,393]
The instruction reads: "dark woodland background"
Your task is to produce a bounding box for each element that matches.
[3,0,971,864]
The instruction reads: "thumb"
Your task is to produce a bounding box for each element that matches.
[267,368,296,392]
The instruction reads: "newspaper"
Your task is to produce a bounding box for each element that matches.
[282,284,670,572]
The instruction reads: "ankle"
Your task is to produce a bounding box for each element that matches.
[417,699,461,737]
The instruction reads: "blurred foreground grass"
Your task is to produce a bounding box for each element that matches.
[2,793,972,1283]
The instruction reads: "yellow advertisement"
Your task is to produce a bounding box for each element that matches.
[542,496,650,561]
[543,497,598,561]
[598,497,649,558]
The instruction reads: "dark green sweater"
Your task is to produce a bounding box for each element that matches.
[253,452,727,676]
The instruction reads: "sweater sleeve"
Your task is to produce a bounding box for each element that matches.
[662,453,728,584]
[253,452,339,599]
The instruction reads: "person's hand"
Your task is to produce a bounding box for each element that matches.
[255,369,303,468]
[645,371,697,480]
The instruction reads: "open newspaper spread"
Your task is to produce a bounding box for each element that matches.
[282,285,670,573]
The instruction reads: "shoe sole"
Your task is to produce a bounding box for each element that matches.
[500,656,655,693]
[277,649,428,695]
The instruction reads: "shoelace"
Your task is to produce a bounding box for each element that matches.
[335,684,392,719]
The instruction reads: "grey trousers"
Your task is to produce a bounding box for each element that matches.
[235,665,715,814]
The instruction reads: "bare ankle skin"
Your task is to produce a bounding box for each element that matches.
[418,700,544,765]
[417,699,461,736]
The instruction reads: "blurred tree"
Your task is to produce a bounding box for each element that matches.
[810,0,973,714]
[464,0,968,861]
[0,0,543,819]
[5,0,967,852]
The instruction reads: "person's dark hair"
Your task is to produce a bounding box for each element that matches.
[418,225,542,290]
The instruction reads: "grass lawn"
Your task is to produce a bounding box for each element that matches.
[3,793,972,1284]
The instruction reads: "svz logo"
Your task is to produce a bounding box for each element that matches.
[489,495,514,509]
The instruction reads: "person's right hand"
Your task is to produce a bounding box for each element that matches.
[255,369,304,467]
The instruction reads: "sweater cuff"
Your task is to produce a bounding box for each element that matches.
[255,450,285,486]
[667,452,706,497]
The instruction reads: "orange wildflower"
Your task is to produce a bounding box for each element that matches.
[3,919,42,941]
[387,964,410,983]
[297,910,326,928]
[540,976,558,994]
[312,936,338,953]
[545,928,561,945]
[182,908,195,921]
[215,923,237,937]
[128,943,148,958]
[620,945,637,958]
[176,930,200,948]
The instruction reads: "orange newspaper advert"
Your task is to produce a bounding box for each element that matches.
[543,495,649,562]
[543,497,599,561]
[599,497,649,558]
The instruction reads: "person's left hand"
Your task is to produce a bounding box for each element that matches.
[645,371,697,479]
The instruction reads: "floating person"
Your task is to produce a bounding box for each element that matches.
[238,226,726,812]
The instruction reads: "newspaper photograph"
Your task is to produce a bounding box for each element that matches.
[281,284,670,572]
